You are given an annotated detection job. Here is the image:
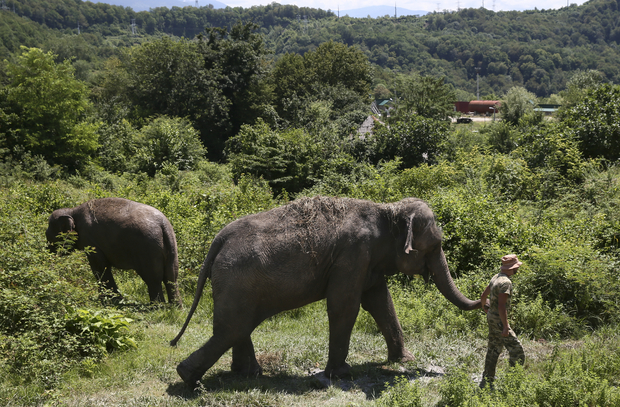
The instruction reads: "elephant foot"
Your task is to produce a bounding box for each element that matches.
[324,362,351,379]
[99,292,123,306]
[177,360,204,390]
[231,361,263,377]
[388,348,415,363]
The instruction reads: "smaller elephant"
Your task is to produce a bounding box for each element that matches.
[46,197,182,306]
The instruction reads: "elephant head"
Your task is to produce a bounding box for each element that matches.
[46,210,77,253]
[392,198,480,311]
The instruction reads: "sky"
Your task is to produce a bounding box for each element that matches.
[194,0,590,13]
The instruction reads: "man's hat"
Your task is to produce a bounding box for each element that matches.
[501,254,522,271]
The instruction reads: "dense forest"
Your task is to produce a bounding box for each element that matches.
[1,0,620,98]
[3,0,620,405]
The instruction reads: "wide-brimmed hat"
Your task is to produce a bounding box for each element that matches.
[501,254,522,271]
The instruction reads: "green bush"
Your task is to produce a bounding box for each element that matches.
[520,245,620,329]
[64,308,136,354]
[377,375,422,407]
[536,349,620,406]
[134,116,206,176]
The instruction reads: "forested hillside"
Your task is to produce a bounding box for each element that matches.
[1,0,619,98]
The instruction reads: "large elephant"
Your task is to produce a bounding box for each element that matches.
[46,197,182,306]
[171,196,480,386]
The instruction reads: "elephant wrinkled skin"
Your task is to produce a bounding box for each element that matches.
[46,197,181,306]
[171,196,480,386]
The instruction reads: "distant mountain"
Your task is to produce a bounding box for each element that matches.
[92,0,227,12]
[338,5,429,18]
[91,1,428,16]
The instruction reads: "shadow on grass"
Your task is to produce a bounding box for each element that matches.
[164,361,444,401]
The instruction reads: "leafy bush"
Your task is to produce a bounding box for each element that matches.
[64,308,136,354]
[429,189,541,274]
[364,116,450,169]
[438,360,620,407]
[559,83,620,161]
[134,116,206,176]
[377,375,422,407]
[1,47,100,171]
[535,348,620,406]
[225,119,323,194]
[513,294,578,339]
[438,367,478,407]
[519,245,620,329]
[500,86,537,126]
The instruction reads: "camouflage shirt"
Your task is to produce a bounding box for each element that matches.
[488,272,512,315]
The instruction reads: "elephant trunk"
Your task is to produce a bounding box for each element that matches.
[430,247,481,311]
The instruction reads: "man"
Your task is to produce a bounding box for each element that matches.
[479,254,525,388]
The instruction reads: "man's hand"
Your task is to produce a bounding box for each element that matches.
[502,325,510,337]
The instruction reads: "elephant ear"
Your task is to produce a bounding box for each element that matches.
[59,215,75,233]
[404,213,418,254]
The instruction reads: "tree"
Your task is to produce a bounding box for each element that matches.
[501,86,537,126]
[391,75,456,121]
[270,41,372,134]
[363,116,450,169]
[373,84,392,100]
[198,22,273,158]
[133,116,206,176]
[0,47,99,171]
[225,119,323,194]
[559,69,605,109]
[559,83,620,161]
[303,41,372,98]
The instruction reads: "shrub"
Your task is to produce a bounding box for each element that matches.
[225,119,324,194]
[64,308,136,354]
[133,116,206,176]
[519,245,620,329]
[377,375,423,407]
[365,116,450,169]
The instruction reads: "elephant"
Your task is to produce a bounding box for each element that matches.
[170,196,481,386]
[46,197,182,306]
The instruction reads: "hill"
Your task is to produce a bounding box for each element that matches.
[1,0,619,97]
[339,5,429,18]
[91,0,228,11]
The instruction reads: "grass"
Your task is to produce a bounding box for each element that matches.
[2,271,599,407]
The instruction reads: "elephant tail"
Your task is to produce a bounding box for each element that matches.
[170,236,222,347]
[163,222,182,307]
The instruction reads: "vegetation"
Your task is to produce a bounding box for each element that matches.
[2,1,620,405]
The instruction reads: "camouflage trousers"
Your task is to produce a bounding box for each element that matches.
[482,312,525,380]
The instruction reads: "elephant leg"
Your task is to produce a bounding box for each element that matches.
[164,279,182,307]
[177,334,233,387]
[324,294,361,378]
[177,301,260,386]
[361,278,414,363]
[89,254,122,298]
[136,262,166,303]
[146,282,165,303]
[231,337,262,376]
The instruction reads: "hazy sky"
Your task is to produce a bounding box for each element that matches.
[200,0,589,13]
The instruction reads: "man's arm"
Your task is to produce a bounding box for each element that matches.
[498,293,510,337]
[480,285,490,314]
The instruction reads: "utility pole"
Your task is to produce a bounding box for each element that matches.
[475,67,481,100]
[77,21,80,34]
[131,18,136,35]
